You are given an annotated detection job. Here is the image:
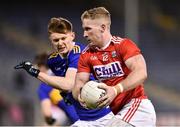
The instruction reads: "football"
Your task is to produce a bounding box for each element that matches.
[80,81,106,109]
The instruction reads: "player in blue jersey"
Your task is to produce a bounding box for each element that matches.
[34,53,77,126]
[14,17,114,126]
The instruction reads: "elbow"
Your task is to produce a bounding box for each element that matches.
[67,84,74,91]
[137,68,147,83]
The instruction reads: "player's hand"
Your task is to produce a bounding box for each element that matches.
[78,94,88,109]
[45,116,56,125]
[97,83,117,108]
[14,61,40,78]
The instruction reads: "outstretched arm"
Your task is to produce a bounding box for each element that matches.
[14,61,77,91]
[38,68,77,91]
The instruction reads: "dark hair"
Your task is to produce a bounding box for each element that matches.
[34,52,49,68]
[48,17,73,35]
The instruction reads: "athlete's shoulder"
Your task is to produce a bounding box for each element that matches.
[72,42,86,54]
[111,36,126,44]
[48,52,59,60]
[112,36,135,44]
[112,36,137,48]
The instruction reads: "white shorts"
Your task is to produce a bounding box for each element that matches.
[110,98,156,127]
[70,112,114,127]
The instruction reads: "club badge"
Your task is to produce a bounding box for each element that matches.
[112,51,117,58]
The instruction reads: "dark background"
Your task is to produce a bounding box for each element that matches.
[0,0,180,125]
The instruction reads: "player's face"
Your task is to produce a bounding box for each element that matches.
[82,19,103,47]
[49,32,75,55]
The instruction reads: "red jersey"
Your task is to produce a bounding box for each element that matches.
[78,36,147,114]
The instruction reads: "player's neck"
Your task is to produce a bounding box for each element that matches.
[59,53,68,58]
[100,34,112,50]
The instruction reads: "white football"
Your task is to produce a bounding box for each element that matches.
[80,81,106,109]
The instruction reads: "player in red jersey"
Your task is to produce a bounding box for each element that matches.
[72,7,156,126]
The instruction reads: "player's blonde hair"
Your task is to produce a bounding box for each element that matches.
[81,7,111,26]
[48,17,73,35]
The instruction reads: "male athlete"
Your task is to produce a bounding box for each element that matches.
[72,7,156,126]
[14,17,114,126]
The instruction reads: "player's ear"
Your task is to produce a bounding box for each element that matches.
[100,24,106,33]
[70,32,75,40]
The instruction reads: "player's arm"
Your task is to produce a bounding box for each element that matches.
[41,99,52,118]
[72,72,90,100]
[40,99,56,125]
[38,68,77,91]
[98,54,147,108]
[114,54,147,94]
[14,61,77,91]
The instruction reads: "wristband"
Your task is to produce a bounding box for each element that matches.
[112,87,118,96]
[117,83,124,93]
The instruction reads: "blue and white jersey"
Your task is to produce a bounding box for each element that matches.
[47,42,111,121]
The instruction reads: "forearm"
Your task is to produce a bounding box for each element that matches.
[41,99,52,118]
[72,81,84,100]
[114,68,147,94]
[38,72,74,91]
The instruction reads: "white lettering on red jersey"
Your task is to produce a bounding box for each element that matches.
[93,61,124,80]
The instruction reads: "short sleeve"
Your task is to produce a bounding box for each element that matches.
[68,52,81,69]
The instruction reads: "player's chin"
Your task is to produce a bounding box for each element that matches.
[57,49,67,54]
[87,39,92,44]
[89,42,96,47]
